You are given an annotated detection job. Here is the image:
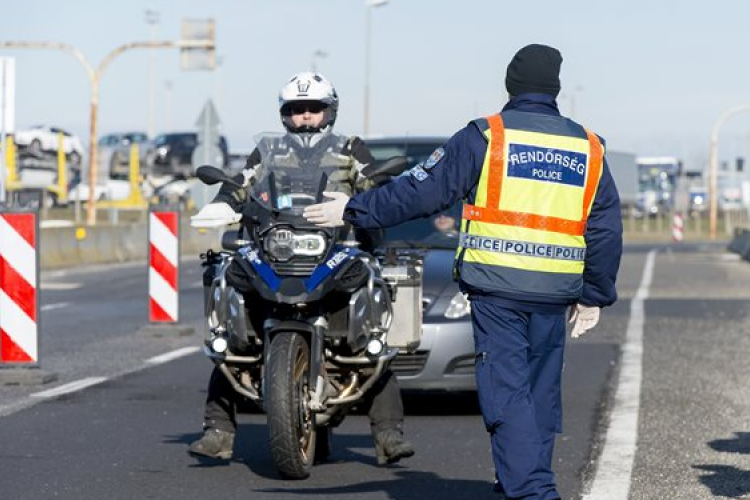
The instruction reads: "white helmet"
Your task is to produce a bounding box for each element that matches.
[279,72,339,134]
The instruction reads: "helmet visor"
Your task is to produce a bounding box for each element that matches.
[280,100,329,117]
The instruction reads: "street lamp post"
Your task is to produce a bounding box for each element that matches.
[0,37,215,225]
[164,79,173,131]
[568,85,584,120]
[145,9,160,140]
[214,53,224,113]
[708,104,750,240]
[363,0,389,137]
[311,49,327,73]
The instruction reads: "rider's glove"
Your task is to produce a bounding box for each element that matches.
[303,191,351,227]
[190,202,242,228]
[241,166,257,186]
[568,303,601,338]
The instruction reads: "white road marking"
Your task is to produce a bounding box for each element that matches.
[41,302,70,312]
[30,377,108,399]
[145,346,200,365]
[582,249,656,500]
[0,345,200,417]
[40,282,82,290]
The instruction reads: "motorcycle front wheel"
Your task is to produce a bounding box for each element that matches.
[267,331,316,479]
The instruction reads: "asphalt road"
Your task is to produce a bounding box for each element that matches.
[3,243,743,499]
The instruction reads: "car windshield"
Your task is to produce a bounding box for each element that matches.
[366,137,459,249]
[382,203,461,250]
[127,133,149,143]
[367,139,447,169]
[249,132,353,216]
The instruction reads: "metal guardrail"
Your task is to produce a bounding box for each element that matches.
[622,209,750,241]
[39,219,222,269]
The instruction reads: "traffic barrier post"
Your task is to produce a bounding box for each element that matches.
[0,207,57,385]
[672,212,684,243]
[139,205,193,337]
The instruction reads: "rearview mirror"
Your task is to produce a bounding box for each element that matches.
[196,165,242,187]
[362,156,409,185]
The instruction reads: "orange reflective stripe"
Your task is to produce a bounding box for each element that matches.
[465,123,604,236]
[463,205,586,236]
[485,115,505,209]
[582,129,603,219]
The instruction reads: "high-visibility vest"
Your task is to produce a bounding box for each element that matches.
[456,112,604,301]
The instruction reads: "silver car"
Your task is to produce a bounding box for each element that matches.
[367,137,476,392]
[98,131,150,179]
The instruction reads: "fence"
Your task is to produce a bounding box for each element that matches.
[622,209,749,241]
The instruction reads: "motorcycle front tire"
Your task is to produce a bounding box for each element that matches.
[267,331,316,479]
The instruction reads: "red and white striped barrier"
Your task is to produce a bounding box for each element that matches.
[672,213,684,242]
[149,208,179,323]
[0,211,39,365]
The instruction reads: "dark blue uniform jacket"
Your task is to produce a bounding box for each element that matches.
[344,93,623,313]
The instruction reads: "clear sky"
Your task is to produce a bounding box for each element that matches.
[2,0,749,172]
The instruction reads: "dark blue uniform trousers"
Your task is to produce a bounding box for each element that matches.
[471,299,565,500]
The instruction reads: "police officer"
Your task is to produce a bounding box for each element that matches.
[304,45,623,499]
[189,71,414,466]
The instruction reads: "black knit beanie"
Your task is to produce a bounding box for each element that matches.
[505,44,562,97]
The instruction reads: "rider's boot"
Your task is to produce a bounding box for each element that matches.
[373,427,415,465]
[188,428,235,460]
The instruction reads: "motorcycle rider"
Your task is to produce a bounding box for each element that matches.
[188,71,415,466]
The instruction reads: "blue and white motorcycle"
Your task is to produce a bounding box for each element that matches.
[196,133,413,479]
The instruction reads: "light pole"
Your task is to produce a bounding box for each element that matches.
[363,0,389,137]
[568,85,583,120]
[164,79,173,131]
[145,9,160,139]
[0,36,215,225]
[214,53,224,114]
[708,104,750,239]
[311,49,327,73]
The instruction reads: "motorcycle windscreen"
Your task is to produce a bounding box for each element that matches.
[249,132,355,216]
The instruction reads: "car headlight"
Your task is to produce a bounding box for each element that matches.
[264,228,326,262]
[156,146,168,157]
[444,292,471,319]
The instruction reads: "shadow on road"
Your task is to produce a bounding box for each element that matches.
[694,432,750,497]
[255,469,495,500]
[708,432,750,454]
[166,422,390,480]
[401,392,481,416]
[693,465,750,498]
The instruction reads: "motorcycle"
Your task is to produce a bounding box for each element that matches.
[195,132,422,479]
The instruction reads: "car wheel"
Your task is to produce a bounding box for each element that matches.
[29,139,42,155]
[43,193,57,209]
[68,152,82,167]
[169,155,180,172]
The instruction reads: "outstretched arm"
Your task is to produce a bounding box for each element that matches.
[339,124,487,229]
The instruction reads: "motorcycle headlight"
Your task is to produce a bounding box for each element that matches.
[264,228,326,262]
[444,292,471,319]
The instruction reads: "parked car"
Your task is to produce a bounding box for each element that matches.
[144,132,229,177]
[366,136,475,392]
[365,136,449,172]
[98,131,149,179]
[14,125,85,166]
[67,169,131,203]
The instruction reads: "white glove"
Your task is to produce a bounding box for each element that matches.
[190,202,242,228]
[241,166,257,186]
[303,191,351,227]
[568,303,601,338]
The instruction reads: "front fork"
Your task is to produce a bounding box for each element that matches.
[308,317,328,412]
